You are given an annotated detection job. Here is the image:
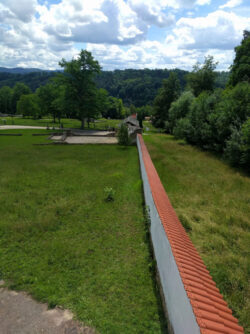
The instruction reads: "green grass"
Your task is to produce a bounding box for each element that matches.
[0,117,121,130]
[143,134,250,332]
[0,130,167,333]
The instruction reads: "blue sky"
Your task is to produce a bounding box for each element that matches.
[0,0,249,71]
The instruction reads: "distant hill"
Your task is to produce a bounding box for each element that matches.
[0,67,230,107]
[0,67,48,74]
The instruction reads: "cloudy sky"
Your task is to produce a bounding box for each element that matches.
[0,0,249,71]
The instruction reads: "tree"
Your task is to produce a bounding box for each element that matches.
[168,91,194,133]
[12,83,31,114]
[17,94,41,118]
[152,72,181,128]
[0,86,13,114]
[186,55,218,97]
[229,30,250,86]
[36,82,66,122]
[57,50,101,129]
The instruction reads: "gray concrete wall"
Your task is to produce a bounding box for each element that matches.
[137,136,200,334]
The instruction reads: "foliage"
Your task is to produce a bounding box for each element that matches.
[96,68,188,107]
[57,50,101,129]
[169,91,194,133]
[241,118,250,170]
[229,30,250,86]
[17,94,41,118]
[11,83,31,114]
[144,134,250,330]
[118,123,130,145]
[186,55,218,97]
[0,86,13,114]
[173,117,193,141]
[104,187,115,201]
[153,72,181,128]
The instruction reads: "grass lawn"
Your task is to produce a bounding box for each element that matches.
[0,117,120,130]
[0,130,166,333]
[143,134,250,332]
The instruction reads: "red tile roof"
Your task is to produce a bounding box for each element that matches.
[138,134,244,334]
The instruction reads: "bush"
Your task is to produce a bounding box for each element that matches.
[104,187,115,201]
[173,118,192,140]
[118,123,130,145]
[240,118,250,171]
[169,91,194,133]
[223,128,242,166]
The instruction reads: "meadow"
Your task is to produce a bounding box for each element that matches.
[0,130,166,333]
[143,133,250,332]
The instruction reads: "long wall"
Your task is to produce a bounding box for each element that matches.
[137,134,244,334]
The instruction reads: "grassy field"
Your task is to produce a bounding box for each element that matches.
[143,134,250,332]
[0,116,120,130]
[0,130,167,333]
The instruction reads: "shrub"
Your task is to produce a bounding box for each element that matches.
[118,123,130,145]
[104,187,115,201]
[173,117,192,140]
[169,91,194,133]
[223,128,242,166]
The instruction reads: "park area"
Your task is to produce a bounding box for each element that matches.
[0,129,166,333]
[0,118,249,332]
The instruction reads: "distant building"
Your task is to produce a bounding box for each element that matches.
[122,115,142,143]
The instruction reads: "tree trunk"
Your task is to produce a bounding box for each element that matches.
[87,117,90,128]
[81,117,85,129]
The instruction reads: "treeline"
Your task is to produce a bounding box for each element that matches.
[152,31,250,171]
[0,71,55,92]
[0,67,229,108]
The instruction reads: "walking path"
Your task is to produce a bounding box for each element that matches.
[0,281,96,334]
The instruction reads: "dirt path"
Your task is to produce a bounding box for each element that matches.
[0,281,96,334]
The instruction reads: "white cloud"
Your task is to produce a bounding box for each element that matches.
[0,0,249,71]
[0,0,38,22]
[219,0,242,9]
[128,0,175,27]
[175,10,250,50]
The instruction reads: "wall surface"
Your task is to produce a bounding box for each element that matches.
[137,134,244,334]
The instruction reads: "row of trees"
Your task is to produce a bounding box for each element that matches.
[0,51,128,127]
[152,31,250,171]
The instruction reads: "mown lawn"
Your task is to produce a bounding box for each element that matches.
[0,130,166,333]
[143,134,250,332]
[0,116,120,130]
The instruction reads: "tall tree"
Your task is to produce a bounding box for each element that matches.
[186,55,218,97]
[12,83,31,114]
[152,72,181,128]
[229,30,250,86]
[57,50,101,129]
[0,86,13,114]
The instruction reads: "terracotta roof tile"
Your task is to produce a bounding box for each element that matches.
[138,134,244,334]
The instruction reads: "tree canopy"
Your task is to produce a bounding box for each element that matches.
[152,72,181,128]
[185,55,218,96]
[57,50,101,128]
[229,30,250,86]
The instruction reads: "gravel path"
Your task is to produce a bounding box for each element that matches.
[65,136,118,144]
[0,281,96,334]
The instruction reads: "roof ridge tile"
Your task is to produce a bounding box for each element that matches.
[138,135,243,334]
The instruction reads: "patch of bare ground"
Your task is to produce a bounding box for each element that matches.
[0,282,96,334]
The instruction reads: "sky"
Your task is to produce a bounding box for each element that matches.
[0,0,250,71]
